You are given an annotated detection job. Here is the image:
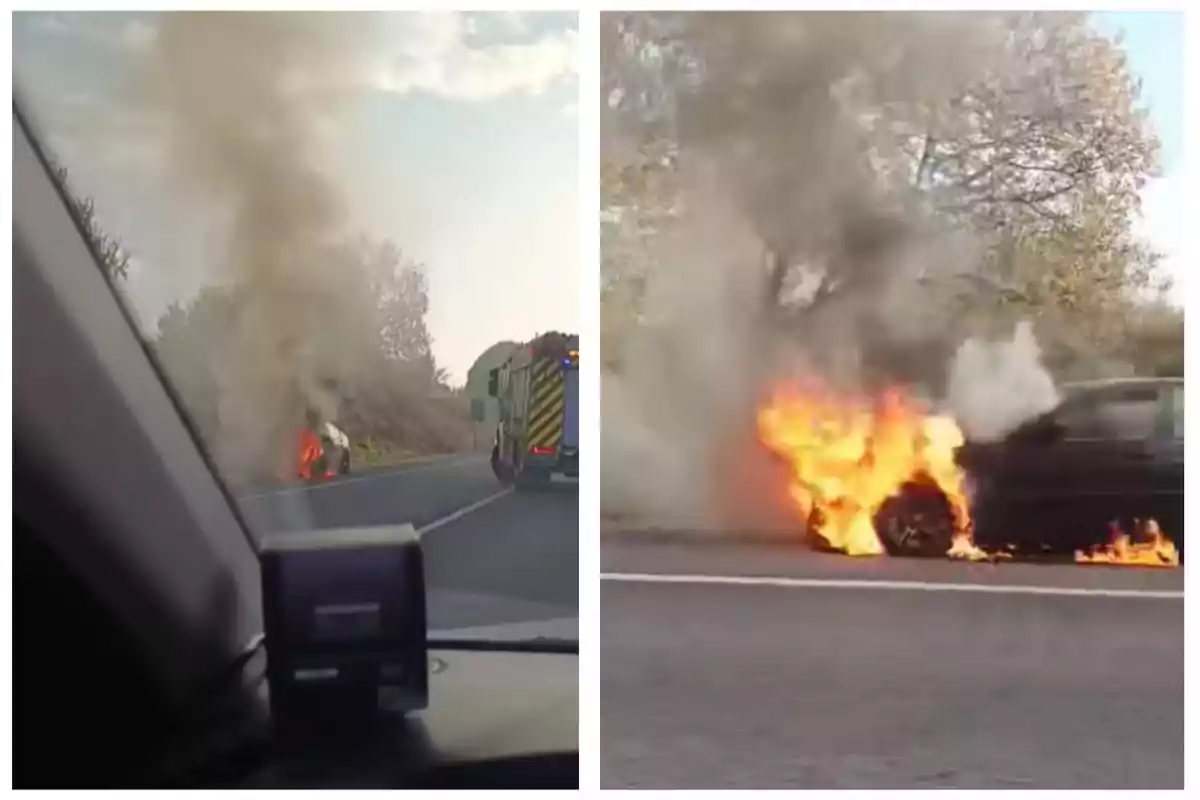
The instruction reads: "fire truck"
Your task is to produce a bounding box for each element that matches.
[488,332,579,488]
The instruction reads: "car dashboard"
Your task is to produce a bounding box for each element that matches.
[236,647,578,789]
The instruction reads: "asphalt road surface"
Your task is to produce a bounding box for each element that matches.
[601,537,1183,790]
[238,455,578,632]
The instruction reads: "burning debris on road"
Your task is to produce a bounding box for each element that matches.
[1076,519,1180,568]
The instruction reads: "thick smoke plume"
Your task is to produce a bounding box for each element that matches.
[602,13,1060,526]
[133,13,380,479]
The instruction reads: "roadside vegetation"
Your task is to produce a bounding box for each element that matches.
[57,163,476,478]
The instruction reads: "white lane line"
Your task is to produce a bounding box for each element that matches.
[600,572,1183,599]
[241,455,481,500]
[417,488,515,537]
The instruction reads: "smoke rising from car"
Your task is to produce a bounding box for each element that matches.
[945,321,1060,442]
[601,13,1060,525]
[132,12,382,479]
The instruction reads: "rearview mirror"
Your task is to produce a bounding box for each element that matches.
[487,368,499,398]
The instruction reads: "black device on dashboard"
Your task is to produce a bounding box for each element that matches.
[259,525,428,744]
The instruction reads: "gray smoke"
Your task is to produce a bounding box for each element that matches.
[131,12,381,479]
[601,13,1060,526]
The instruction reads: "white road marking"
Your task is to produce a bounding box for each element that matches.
[417,488,515,537]
[240,454,480,500]
[600,572,1183,599]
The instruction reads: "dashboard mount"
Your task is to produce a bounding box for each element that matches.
[260,525,429,747]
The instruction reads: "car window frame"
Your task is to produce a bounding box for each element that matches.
[1054,383,1168,442]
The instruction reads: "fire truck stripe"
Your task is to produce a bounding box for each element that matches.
[528,361,561,407]
[528,386,564,434]
[531,358,553,382]
[531,359,559,396]
[527,378,565,445]
[529,398,565,447]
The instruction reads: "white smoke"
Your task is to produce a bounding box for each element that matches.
[944,320,1060,442]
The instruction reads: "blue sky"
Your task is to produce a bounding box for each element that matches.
[13,11,579,384]
[1092,10,1183,300]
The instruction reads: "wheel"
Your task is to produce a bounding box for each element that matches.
[491,445,515,484]
[873,479,955,558]
[339,449,351,474]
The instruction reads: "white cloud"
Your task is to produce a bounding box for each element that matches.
[119,18,157,52]
[374,12,577,101]
[21,11,576,107]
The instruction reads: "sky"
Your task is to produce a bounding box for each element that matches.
[10,11,1183,387]
[1091,10,1184,302]
[12,11,579,385]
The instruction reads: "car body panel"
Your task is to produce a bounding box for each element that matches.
[958,378,1184,554]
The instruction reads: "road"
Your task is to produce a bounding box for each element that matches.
[601,537,1184,790]
[239,455,578,633]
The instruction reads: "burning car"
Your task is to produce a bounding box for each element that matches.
[319,420,352,476]
[948,377,1181,563]
[759,377,1183,565]
[295,413,352,482]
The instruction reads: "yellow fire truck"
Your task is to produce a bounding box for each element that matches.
[488,332,579,488]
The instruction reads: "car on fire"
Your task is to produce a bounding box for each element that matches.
[319,420,352,475]
[875,377,1184,560]
[294,416,352,482]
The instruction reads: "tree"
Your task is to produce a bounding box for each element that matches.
[51,164,131,281]
[601,12,1166,382]
[338,236,442,386]
[148,232,468,479]
[154,285,242,441]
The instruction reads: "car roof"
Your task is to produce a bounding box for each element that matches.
[1061,376,1182,395]
[1055,377,1182,411]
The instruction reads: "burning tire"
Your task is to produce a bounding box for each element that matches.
[874,479,956,558]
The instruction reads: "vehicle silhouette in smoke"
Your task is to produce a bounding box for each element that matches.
[876,377,1184,562]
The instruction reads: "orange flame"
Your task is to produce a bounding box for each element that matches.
[297,428,323,481]
[1075,519,1180,568]
[757,382,979,558]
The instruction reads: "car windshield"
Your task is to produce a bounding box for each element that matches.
[14,11,579,643]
